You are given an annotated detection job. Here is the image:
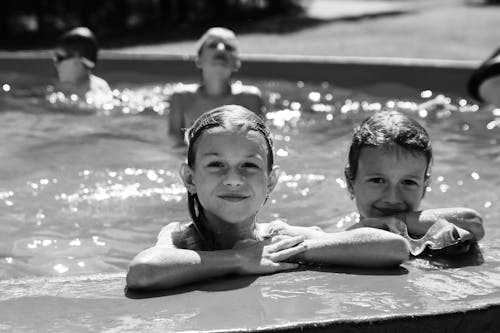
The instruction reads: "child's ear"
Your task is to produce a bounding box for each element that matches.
[344,166,355,199]
[232,58,241,72]
[194,55,202,69]
[266,165,281,194]
[179,163,196,194]
[422,175,431,198]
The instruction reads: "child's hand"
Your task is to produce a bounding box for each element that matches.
[267,220,326,240]
[354,217,404,234]
[232,235,307,275]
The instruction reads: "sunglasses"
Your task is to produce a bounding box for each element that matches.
[53,53,76,64]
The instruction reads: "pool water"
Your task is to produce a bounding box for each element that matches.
[0,75,499,282]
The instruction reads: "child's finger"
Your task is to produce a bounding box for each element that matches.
[271,243,308,261]
[273,262,300,272]
[270,236,304,252]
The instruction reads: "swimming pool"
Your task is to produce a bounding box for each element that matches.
[1,55,500,332]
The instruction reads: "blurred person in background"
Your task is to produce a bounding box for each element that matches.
[53,27,111,100]
[468,47,500,107]
[168,27,264,146]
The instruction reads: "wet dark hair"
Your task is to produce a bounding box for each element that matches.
[57,27,98,68]
[345,110,433,186]
[185,104,274,248]
[467,47,500,102]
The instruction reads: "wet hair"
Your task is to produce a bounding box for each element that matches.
[196,27,239,56]
[57,27,98,68]
[185,104,274,248]
[467,47,500,102]
[345,110,433,185]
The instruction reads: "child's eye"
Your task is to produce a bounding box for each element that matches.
[368,177,385,184]
[241,162,260,169]
[402,179,419,186]
[206,161,225,169]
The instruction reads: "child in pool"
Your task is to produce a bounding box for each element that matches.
[168,27,264,146]
[127,105,409,290]
[468,46,500,107]
[52,27,111,99]
[344,110,484,255]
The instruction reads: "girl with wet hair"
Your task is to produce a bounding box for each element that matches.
[127,105,409,290]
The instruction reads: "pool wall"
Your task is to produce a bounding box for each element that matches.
[0,52,478,98]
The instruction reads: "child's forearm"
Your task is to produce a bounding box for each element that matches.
[401,208,484,240]
[126,246,240,290]
[297,228,409,267]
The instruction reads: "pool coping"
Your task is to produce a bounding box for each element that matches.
[0,52,479,98]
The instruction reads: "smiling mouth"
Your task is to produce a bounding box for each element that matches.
[218,195,248,202]
[374,207,406,216]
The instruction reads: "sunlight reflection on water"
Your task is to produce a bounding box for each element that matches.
[0,76,499,280]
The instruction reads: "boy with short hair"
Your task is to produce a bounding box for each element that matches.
[53,27,111,99]
[168,27,264,146]
[344,110,484,255]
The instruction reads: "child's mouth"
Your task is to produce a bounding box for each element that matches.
[218,194,248,202]
[213,54,229,63]
[374,207,406,217]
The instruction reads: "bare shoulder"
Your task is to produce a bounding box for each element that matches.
[232,83,262,97]
[89,74,111,93]
[171,83,200,97]
[156,221,190,247]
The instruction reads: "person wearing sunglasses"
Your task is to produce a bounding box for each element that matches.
[53,27,111,100]
[168,27,264,146]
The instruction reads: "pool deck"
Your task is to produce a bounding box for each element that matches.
[1,244,500,332]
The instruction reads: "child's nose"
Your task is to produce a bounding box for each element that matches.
[223,169,244,187]
[216,42,226,51]
[383,185,402,204]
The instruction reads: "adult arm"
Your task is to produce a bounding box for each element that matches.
[126,236,307,290]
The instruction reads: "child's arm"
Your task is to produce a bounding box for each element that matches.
[126,236,307,290]
[267,221,409,267]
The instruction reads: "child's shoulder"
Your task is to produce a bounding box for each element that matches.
[156,221,204,249]
[89,74,111,93]
[171,83,200,96]
[231,82,262,97]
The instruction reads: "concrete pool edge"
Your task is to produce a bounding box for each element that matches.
[0,52,479,97]
[211,302,500,333]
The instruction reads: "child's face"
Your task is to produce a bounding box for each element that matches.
[349,146,427,218]
[183,128,278,225]
[197,35,240,73]
[53,48,86,83]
